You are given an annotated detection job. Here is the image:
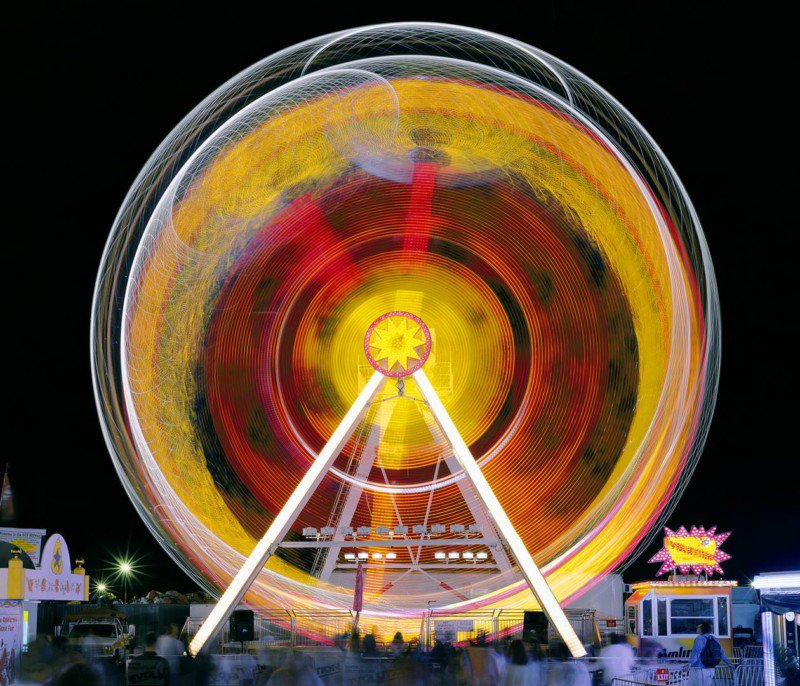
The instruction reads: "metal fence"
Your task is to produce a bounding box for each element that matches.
[182,609,356,652]
[732,645,765,663]
[42,602,190,644]
[292,611,355,649]
[733,662,764,686]
[423,608,599,650]
[556,610,600,647]
[612,661,763,686]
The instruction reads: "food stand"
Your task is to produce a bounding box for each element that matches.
[625,579,736,657]
[625,525,735,657]
[0,532,89,683]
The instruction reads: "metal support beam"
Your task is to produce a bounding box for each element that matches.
[412,368,587,658]
[316,407,387,581]
[189,361,586,658]
[188,371,386,656]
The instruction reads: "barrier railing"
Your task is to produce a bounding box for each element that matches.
[182,609,356,652]
[423,608,599,649]
[613,662,755,686]
[733,662,764,686]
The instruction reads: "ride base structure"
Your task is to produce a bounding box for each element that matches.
[188,312,586,658]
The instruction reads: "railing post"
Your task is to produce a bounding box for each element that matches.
[290,611,296,648]
[426,611,432,651]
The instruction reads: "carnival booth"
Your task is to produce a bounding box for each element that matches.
[625,579,736,657]
[0,531,89,679]
[625,525,735,657]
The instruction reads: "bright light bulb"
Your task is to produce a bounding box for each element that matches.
[357,552,368,560]
[119,562,132,574]
[476,552,488,560]
[462,552,474,559]
[372,553,383,560]
[434,552,446,560]
[385,553,397,560]
[344,553,356,560]
[448,552,459,559]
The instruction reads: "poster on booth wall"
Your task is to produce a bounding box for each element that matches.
[0,600,22,685]
[0,528,46,567]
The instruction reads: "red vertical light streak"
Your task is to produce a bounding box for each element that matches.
[402,163,437,257]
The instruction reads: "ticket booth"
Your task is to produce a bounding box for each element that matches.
[625,580,736,657]
[0,532,89,679]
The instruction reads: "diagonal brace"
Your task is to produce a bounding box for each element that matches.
[412,368,587,658]
[188,371,386,655]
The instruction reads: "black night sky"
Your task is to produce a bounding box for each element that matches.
[8,2,797,599]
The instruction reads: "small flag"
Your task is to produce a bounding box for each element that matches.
[0,464,14,522]
[353,562,364,612]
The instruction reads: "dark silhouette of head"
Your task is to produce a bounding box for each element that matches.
[550,641,571,659]
[698,621,712,635]
[509,639,528,666]
[145,631,158,650]
[57,664,101,686]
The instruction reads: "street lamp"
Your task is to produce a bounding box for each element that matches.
[113,558,137,604]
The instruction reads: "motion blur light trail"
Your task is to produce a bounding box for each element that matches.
[92,24,719,619]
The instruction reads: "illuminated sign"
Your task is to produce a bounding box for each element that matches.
[649,525,731,576]
[23,534,86,601]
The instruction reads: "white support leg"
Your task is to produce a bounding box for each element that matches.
[188,371,386,655]
[412,368,587,658]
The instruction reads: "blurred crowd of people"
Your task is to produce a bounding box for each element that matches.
[18,625,210,685]
[255,629,635,686]
[16,625,639,685]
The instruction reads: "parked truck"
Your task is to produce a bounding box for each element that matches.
[57,610,135,664]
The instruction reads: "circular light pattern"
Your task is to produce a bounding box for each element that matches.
[91,23,720,623]
[364,311,431,377]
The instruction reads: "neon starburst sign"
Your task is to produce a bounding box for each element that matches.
[364,311,432,377]
[649,525,731,576]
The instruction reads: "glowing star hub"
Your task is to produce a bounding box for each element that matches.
[364,311,432,377]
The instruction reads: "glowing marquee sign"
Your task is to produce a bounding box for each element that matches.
[649,525,731,576]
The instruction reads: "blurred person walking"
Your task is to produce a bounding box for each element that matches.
[599,634,634,685]
[126,631,170,685]
[156,624,183,680]
[686,621,730,686]
[390,632,406,657]
[545,642,590,686]
[504,640,543,686]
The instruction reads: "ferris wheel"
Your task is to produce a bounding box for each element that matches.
[91,22,719,657]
